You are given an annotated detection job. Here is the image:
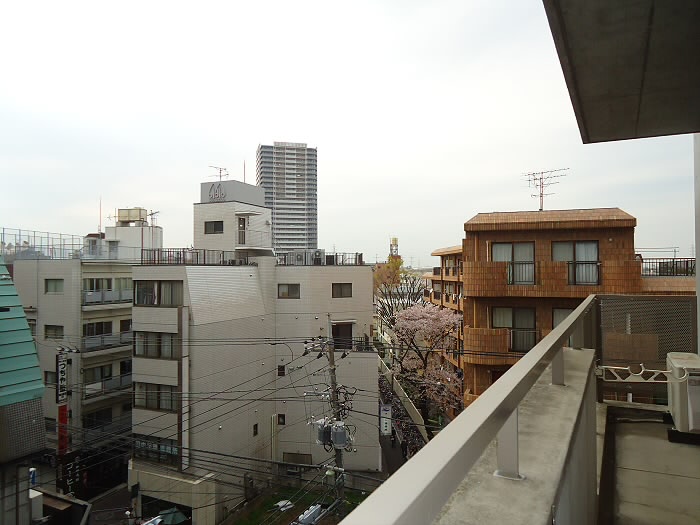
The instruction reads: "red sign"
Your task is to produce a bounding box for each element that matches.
[58,404,69,456]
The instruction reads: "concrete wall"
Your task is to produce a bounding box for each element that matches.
[130,258,379,519]
[193,201,271,252]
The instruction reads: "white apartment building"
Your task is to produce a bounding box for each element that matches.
[7,209,162,499]
[128,182,379,524]
[256,142,318,254]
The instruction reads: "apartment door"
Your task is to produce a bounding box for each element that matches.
[238,217,246,245]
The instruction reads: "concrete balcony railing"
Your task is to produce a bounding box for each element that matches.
[82,289,132,305]
[81,330,133,352]
[83,373,133,399]
[342,295,598,525]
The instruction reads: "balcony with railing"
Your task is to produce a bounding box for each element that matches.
[330,336,374,352]
[236,228,272,249]
[342,293,699,524]
[81,330,133,352]
[83,373,133,400]
[82,288,132,305]
[506,261,536,285]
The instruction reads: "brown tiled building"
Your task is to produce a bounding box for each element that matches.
[427,208,695,406]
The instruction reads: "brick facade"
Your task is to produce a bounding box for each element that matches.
[428,208,695,407]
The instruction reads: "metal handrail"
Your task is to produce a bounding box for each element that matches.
[341,294,596,525]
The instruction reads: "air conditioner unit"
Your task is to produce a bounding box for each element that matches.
[667,352,700,433]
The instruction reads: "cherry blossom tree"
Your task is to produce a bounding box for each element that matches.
[391,304,464,433]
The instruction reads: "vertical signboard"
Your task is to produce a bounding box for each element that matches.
[380,403,392,436]
[56,353,68,404]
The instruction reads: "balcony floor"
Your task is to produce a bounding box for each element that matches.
[613,415,700,525]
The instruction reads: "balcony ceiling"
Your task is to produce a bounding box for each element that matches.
[543,0,700,143]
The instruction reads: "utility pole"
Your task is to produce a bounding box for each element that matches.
[326,315,344,503]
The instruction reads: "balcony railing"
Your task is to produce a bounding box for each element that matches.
[236,228,272,248]
[82,289,132,305]
[276,252,364,266]
[141,248,249,266]
[341,295,597,524]
[567,261,601,285]
[641,257,695,276]
[81,330,133,352]
[83,373,133,399]
[331,336,373,352]
[80,420,131,448]
[507,261,536,285]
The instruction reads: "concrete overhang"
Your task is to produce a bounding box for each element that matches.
[542,0,700,143]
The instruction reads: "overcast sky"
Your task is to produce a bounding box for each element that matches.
[1,1,694,266]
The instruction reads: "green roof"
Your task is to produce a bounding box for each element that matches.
[0,256,44,407]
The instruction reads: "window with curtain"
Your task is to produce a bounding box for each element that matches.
[493,243,535,284]
[44,279,64,293]
[135,332,179,359]
[553,241,599,285]
[492,307,537,352]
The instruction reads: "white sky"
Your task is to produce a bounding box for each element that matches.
[1,1,694,266]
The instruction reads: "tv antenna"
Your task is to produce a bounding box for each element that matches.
[209,166,229,181]
[524,168,569,211]
[148,210,160,227]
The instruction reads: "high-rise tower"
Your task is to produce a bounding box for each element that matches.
[256,142,318,254]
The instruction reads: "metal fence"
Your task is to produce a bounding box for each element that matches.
[641,257,695,276]
[141,248,247,266]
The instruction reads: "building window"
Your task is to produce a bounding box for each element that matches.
[492,242,535,285]
[44,279,64,293]
[28,319,36,337]
[115,277,132,291]
[277,365,286,377]
[120,319,132,333]
[134,435,179,465]
[204,221,224,234]
[277,414,286,425]
[253,423,259,436]
[44,325,64,339]
[552,241,599,285]
[134,382,178,412]
[332,283,352,298]
[134,281,183,306]
[278,284,300,299]
[492,307,537,353]
[83,278,112,292]
[134,332,180,359]
[84,364,112,384]
[82,321,112,337]
[82,407,112,429]
[44,371,57,385]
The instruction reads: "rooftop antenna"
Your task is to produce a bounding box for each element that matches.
[98,196,102,233]
[148,210,160,227]
[243,160,246,183]
[209,166,229,182]
[523,168,569,211]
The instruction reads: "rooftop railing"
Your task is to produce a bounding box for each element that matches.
[641,257,695,276]
[276,252,364,266]
[141,248,250,266]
